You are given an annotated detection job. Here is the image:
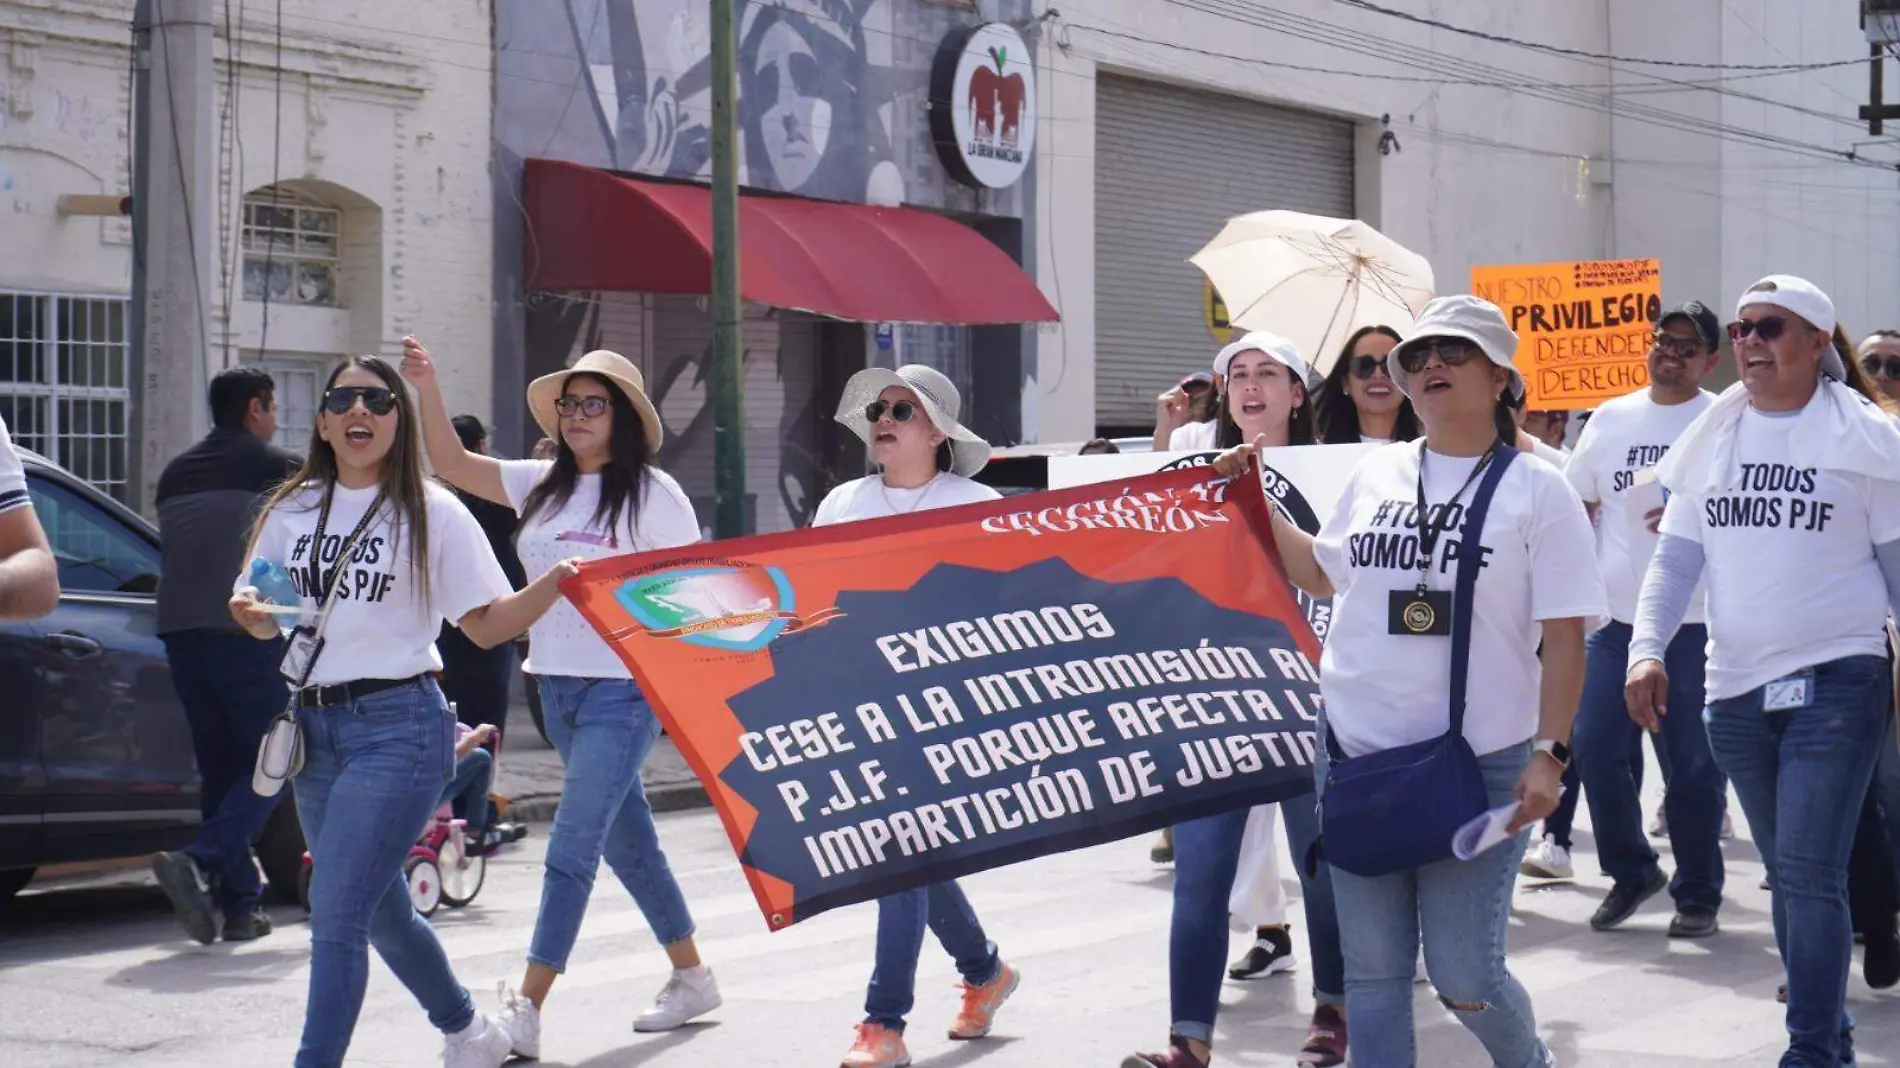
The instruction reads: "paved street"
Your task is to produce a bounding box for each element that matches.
[4,787,1898,1068]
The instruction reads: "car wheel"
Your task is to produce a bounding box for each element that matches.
[524,669,549,744]
[254,791,307,905]
[0,867,33,903]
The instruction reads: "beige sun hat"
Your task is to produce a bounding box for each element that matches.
[834,364,992,477]
[527,350,664,452]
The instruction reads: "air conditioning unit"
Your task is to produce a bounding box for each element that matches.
[1868,0,1900,46]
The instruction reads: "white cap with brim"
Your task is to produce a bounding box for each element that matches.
[1214,331,1313,386]
[1737,274,1846,381]
[1388,295,1526,402]
[835,364,992,477]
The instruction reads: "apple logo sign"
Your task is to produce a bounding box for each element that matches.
[929,23,1038,190]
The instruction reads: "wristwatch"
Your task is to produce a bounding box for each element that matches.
[1533,738,1571,769]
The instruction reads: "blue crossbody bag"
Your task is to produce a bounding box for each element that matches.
[1316,445,1517,878]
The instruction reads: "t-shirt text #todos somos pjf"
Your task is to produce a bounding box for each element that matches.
[1312,444,1605,760]
[240,481,512,687]
[1659,404,1900,700]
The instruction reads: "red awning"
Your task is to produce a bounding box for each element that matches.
[521,159,1058,325]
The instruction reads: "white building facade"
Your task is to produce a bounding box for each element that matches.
[1033,0,1900,440]
[0,0,493,499]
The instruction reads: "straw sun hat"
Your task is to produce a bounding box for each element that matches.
[526,350,664,452]
[834,364,992,477]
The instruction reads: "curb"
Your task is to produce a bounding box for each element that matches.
[506,780,711,824]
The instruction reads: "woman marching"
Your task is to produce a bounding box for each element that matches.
[399,340,719,1058]
[1219,296,1603,1066]
[816,364,1021,1068]
[1126,332,1353,1068]
[228,356,582,1068]
[1314,325,1420,445]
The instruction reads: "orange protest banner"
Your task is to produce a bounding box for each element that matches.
[1470,259,1662,410]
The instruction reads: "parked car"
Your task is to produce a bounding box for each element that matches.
[0,451,305,903]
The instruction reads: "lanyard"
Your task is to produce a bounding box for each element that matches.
[307,486,387,610]
[1413,441,1496,595]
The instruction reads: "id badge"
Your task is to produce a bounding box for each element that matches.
[1388,588,1453,637]
[279,625,325,684]
[1763,669,1814,713]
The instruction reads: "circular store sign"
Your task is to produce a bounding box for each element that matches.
[930,23,1038,189]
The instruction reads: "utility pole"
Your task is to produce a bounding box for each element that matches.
[128,0,215,514]
[708,0,746,537]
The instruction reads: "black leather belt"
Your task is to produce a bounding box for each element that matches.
[297,675,424,708]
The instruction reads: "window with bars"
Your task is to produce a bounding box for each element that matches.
[242,188,341,307]
[0,292,132,500]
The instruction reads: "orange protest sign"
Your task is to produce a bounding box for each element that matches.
[1470,259,1662,410]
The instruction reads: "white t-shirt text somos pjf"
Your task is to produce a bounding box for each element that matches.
[241,481,512,687]
[1564,389,1714,625]
[1313,445,1606,759]
[499,459,702,678]
[1658,403,1900,700]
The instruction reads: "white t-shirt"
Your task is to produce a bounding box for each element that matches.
[498,459,702,677]
[242,482,512,687]
[1564,390,1715,624]
[1168,420,1219,452]
[812,473,1000,527]
[1659,404,1900,700]
[1529,438,1568,468]
[1360,435,1393,446]
[0,413,27,515]
[1313,444,1605,759]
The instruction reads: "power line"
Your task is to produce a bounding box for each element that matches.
[1328,0,1871,71]
[258,0,282,358]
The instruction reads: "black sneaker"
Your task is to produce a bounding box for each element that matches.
[151,851,222,945]
[1776,984,1787,1004]
[1590,869,1669,932]
[1228,926,1297,979]
[1866,924,1900,989]
[1668,905,1719,939]
[223,910,274,942]
[1150,829,1174,866]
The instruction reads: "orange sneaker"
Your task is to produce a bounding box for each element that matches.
[948,961,1021,1040]
[841,1022,911,1068]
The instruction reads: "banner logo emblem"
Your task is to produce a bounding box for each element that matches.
[615,564,838,651]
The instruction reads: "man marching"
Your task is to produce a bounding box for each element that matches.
[1564,302,1729,937]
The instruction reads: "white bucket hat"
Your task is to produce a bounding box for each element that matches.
[1388,295,1525,402]
[835,364,992,477]
[526,350,665,452]
[1736,275,1846,380]
[1214,331,1313,387]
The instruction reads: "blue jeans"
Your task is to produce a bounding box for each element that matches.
[439,748,492,836]
[294,678,474,1068]
[1169,781,1344,1045]
[865,881,999,1030]
[1330,742,1550,1068]
[530,676,695,971]
[1705,654,1890,1068]
[162,629,289,919]
[1869,693,1900,880]
[1577,622,1725,908]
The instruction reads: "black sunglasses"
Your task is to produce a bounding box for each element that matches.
[864,400,919,424]
[1349,354,1391,380]
[1728,317,1788,342]
[1651,334,1706,358]
[1862,356,1900,380]
[1396,338,1480,375]
[322,386,397,416]
[554,395,611,419]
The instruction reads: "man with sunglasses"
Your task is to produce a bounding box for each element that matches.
[1563,301,1728,939]
[1859,330,1900,405]
[151,367,302,944]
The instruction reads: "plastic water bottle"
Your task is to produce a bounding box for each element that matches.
[248,557,303,631]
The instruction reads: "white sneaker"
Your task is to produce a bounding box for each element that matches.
[495,983,540,1059]
[1520,836,1574,880]
[633,967,722,1032]
[443,1013,514,1068]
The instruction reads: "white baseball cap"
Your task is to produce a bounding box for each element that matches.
[1736,275,1846,380]
[1387,295,1526,401]
[1214,331,1312,385]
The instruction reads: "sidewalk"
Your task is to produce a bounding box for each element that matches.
[492,698,709,823]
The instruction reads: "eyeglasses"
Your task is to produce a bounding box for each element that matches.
[1651,334,1706,358]
[1395,338,1480,375]
[864,400,919,424]
[1727,317,1788,343]
[1862,356,1900,380]
[554,395,611,419]
[321,386,397,416]
[1349,354,1391,380]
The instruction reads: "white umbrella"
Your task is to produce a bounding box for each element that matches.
[1190,212,1436,377]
